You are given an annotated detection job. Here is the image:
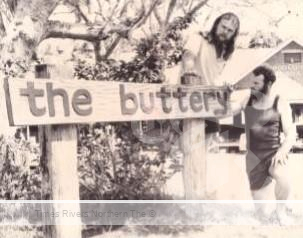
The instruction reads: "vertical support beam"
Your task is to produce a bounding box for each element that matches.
[26,126,30,140]
[181,73,206,199]
[46,125,82,238]
[37,64,82,238]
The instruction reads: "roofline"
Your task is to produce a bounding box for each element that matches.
[235,38,303,83]
[288,99,303,103]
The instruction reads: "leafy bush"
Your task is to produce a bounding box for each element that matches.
[249,31,282,48]
[78,123,183,200]
[0,135,41,200]
[74,13,194,83]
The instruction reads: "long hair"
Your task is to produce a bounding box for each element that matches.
[205,12,240,60]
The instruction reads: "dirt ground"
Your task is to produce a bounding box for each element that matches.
[165,153,303,200]
[88,153,303,238]
[2,153,303,238]
[93,225,303,238]
[115,153,303,238]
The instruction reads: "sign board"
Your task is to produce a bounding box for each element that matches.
[4,78,231,126]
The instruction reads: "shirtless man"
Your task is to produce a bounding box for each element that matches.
[230,65,296,223]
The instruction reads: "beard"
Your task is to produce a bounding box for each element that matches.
[250,83,270,101]
[216,32,230,42]
[212,33,229,58]
[206,27,236,60]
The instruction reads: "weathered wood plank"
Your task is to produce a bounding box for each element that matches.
[5,78,231,126]
[3,77,15,126]
[35,65,81,238]
[46,125,82,238]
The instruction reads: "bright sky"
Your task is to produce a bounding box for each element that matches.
[190,0,303,45]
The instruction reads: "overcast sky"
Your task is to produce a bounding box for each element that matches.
[191,0,303,45]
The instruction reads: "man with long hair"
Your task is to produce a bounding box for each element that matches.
[181,12,240,150]
[182,12,240,84]
[230,65,296,224]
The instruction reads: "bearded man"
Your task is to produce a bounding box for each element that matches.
[181,12,240,150]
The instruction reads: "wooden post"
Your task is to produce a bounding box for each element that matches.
[37,65,82,238]
[181,73,206,199]
[26,126,30,140]
[47,125,82,238]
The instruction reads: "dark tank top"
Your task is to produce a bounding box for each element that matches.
[244,95,282,159]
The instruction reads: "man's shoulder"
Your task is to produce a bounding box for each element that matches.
[184,31,208,48]
[230,89,250,110]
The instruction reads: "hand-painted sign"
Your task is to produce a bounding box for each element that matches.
[4,78,231,126]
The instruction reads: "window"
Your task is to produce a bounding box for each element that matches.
[284,52,302,64]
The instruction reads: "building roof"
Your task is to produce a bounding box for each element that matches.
[166,38,303,93]
[272,71,303,102]
[217,39,303,86]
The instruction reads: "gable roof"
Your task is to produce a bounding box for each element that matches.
[217,38,303,85]
[272,71,303,102]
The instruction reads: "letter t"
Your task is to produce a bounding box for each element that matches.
[20,82,46,116]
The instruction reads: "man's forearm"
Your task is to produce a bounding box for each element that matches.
[279,127,296,154]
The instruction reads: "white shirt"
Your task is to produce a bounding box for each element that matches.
[182,33,227,86]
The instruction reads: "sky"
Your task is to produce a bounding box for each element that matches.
[191,0,303,45]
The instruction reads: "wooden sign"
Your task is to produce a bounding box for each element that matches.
[4,77,231,126]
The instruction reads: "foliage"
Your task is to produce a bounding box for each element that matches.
[0,59,31,78]
[0,225,43,238]
[75,12,193,200]
[0,135,41,200]
[74,13,194,83]
[249,31,283,48]
[78,123,183,200]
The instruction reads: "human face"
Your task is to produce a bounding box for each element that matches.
[250,73,273,97]
[215,18,237,42]
[251,74,265,93]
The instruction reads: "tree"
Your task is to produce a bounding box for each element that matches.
[0,0,208,77]
[249,31,282,48]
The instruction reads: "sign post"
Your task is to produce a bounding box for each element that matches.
[35,65,82,238]
[181,73,206,199]
[4,74,231,236]
[45,124,82,238]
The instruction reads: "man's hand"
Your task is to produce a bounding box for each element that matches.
[222,82,235,93]
[269,149,289,179]
[271,150,288,167]
[182,50,196,73]
[271,149,288,168]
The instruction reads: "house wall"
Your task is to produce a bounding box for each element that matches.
[267,41,303,85]
[266,42,303,139]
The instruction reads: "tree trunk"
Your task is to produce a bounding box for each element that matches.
[0,0,59,66]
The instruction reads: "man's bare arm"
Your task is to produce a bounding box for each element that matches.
[278,96,296,154]
[271,96,296,167]
[223,89,250,118]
